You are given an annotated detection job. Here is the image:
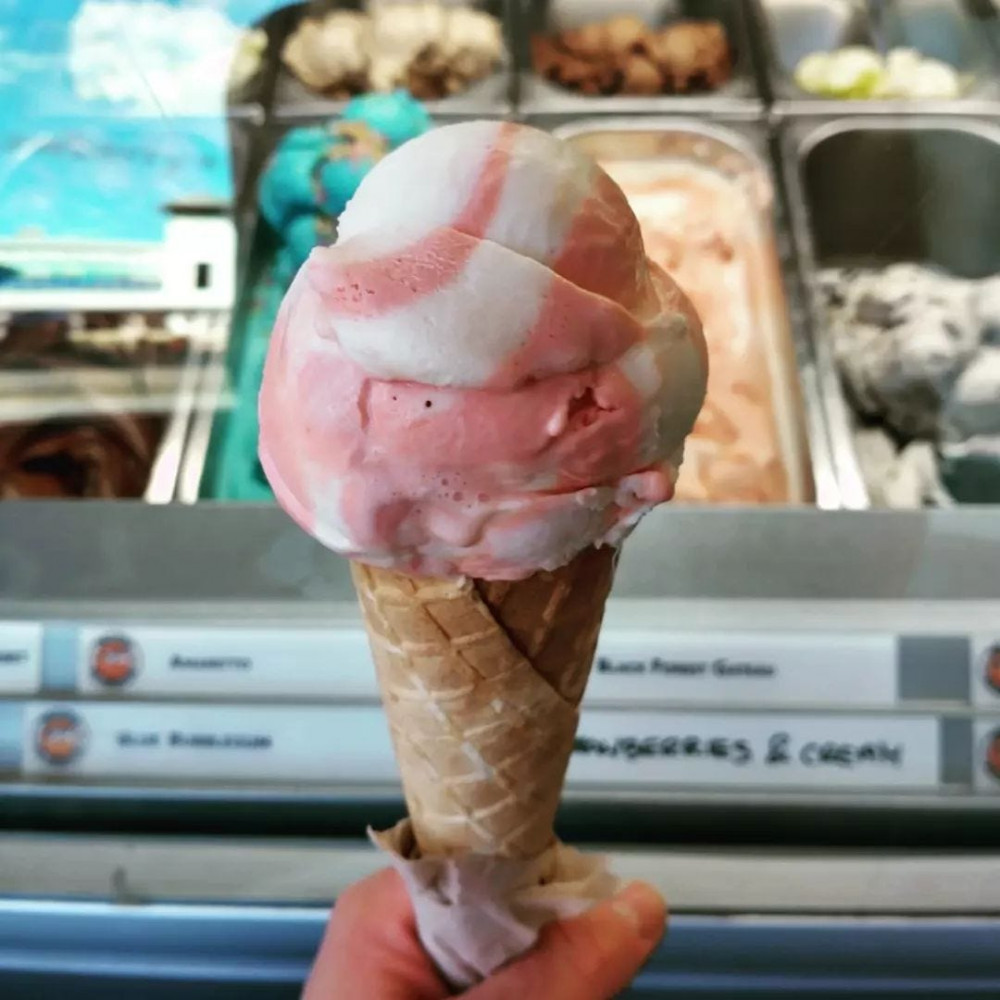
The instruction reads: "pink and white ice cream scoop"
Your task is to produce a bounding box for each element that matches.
[259,120,707,579]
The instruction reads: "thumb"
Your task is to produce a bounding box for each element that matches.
[465,882,666,1000]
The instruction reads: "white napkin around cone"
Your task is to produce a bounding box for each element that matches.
[370,819,621,991]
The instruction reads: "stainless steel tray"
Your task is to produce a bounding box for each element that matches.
[176,353,233,504]
[144,332,217,504]
[551,117,835,507]
[0,331,210,505]
[780,115,1000,507]
[521,0,763,115]
[178,108,514,504]
[269,0,514,121]
[176,218,263,505]
[756,0,1000,114]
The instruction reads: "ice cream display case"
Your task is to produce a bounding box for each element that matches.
[2,1,1000,998]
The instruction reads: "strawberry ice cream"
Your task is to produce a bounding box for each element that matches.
[258,120,707,579]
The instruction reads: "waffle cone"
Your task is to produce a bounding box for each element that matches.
[352,545,616,859]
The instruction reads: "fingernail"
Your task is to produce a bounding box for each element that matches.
[610,881,666,941]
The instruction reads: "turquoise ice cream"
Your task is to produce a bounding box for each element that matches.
[275,214,335,281]
[257,126,331,231]
[342,90,434,149]
[257,90,432,234]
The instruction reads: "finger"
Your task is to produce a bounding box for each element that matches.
[465,881,667,1000]
[303,868,447,1000]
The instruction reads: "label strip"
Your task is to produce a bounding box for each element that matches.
[591,631,897,706]
[76,625,374,698]
[22,701,941,791]
[568,711,940,789]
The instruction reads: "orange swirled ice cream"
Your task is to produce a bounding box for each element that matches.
[258,121,707,579]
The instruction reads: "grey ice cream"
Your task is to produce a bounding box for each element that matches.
[820,264,1000,505]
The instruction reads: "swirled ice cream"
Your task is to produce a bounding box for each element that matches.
[259,121,707,579]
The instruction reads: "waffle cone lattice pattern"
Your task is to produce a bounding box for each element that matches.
[352,546,616,859]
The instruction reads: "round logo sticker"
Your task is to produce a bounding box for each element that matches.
[35,709,88,766]
[984,645,1000,696]
[985,728,1000,784]
[90,635,139,687]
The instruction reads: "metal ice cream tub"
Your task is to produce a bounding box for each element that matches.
[781,116,1000,507]
[552,118,835,507]
[0,311,225,503]
[176,200,274,504]
[268,0,514,120]
[754,0,1000,114]
[181,109,349,506]
[178,110,511,504]
[520,0,763,114]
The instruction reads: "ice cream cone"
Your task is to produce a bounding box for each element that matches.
[351,544,616,860]
[258,121,708,986]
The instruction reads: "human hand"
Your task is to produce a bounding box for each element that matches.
[303,867,667,1000]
